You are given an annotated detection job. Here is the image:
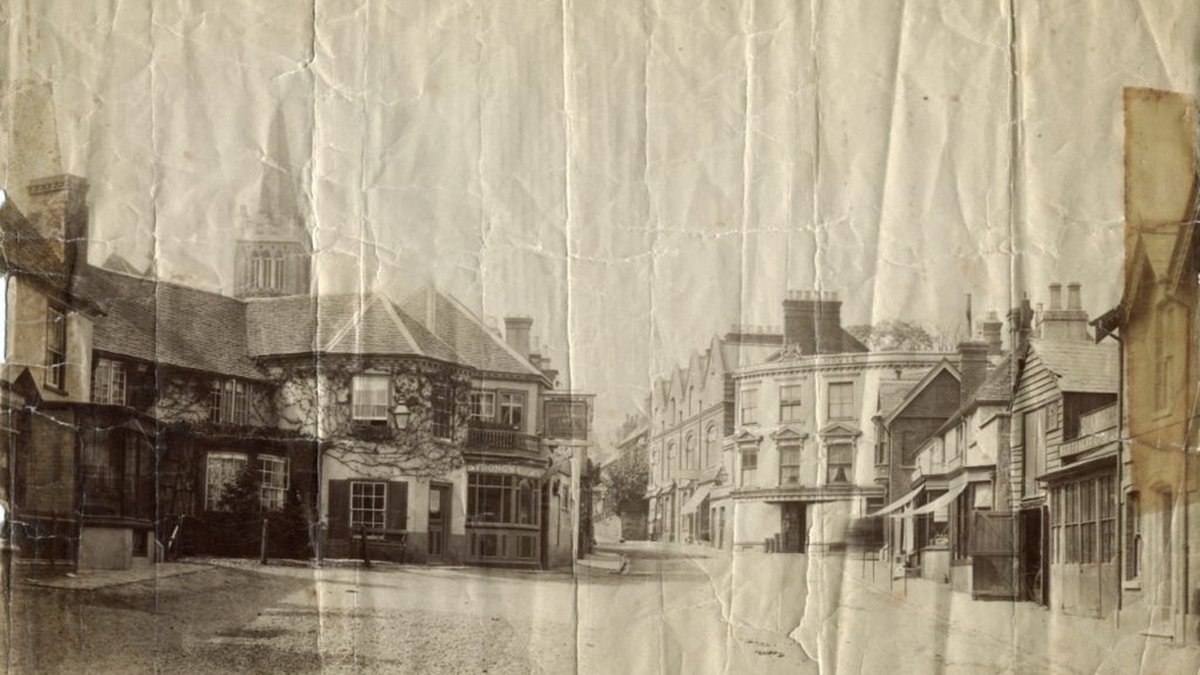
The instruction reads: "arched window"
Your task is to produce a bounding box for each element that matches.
[685,433,696,470]
[249,248,285,292]
[667,442,677,476]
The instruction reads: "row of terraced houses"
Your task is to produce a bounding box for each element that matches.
[625,88,1199,647]
[0,82,591,573]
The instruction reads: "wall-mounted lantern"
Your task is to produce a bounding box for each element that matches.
[392,404,411,430]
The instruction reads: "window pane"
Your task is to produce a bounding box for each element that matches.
[352,376,390,420]
[350,482,387,531]
[206,453,248,510]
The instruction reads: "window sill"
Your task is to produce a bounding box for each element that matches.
[1123,580,1142,591]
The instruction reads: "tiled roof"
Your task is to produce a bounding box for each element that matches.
[245,294,461,362]
[400,286,545,380]
[73,265,266,380]
[877,377,923,417]
[0,199,64,285]
[1030,339,1119,394]
[933,356,1013,436]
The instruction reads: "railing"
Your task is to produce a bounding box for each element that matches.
[466,424,541,453]
[1058,403,1119,460]
[1078,403,1119,438]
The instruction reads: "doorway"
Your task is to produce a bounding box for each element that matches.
[781,503,806,553]
[1018,507,1047,604]
[428,483,451,562]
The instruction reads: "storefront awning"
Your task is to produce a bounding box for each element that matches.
[680,484,713,515]
[870,485,924,517]
[909,483,968,516]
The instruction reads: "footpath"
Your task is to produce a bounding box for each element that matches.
[793,556,1200,674]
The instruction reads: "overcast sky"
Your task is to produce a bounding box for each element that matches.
[4,1,1199,444]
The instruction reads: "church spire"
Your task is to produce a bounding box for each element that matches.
[234,102,311,298]
[257,105,301,227]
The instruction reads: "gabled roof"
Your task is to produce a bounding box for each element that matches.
[879,360,959,424]
[1028,339,1119,394]
[246,293,461,362]
[400,286,546,382]
[73,265,266,380]
[933,356,1014,436]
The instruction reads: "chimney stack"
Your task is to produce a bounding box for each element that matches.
[782,290,844,355]
[980,310,1003,357]
[1040,282,1091,341]
[1048,283,1062,310]
[26,174,89,271]
[504,317,533,359]
[1008,297,1033,355]
[958,341,990,401]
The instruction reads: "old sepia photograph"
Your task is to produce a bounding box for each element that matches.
[1,1,1199,673]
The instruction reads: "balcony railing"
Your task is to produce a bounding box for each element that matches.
[466,423,541,454]
[1058,403,1119,460]
[1078,403,1119,438]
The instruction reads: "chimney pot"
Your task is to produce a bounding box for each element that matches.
[1049,283,1063,310]
[1067,282,1082,310]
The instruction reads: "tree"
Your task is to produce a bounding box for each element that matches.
[846,320,938,352]
[599,448,650,518]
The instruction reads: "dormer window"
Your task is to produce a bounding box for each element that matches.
[93,359,127,406]
[352,375,390,422]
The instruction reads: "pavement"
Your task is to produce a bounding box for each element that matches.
[21,561,213,590]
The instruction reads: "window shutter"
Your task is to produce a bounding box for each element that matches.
[387,481,408,531]
[327,480,349,540]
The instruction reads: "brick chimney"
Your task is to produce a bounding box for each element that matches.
[980,310,1003,357]
[1040,281,1091,341]
[1008,297,1033,355]
[783,290,844,355]
[504,317,533,359]
[958,341,990,400]
[25,174,89,271]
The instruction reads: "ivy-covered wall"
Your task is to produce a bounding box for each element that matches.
[272,356,474,478]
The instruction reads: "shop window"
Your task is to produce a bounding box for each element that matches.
[352,375,390,421]
[92,358,127,406]
[350,481,387,533]
[1053,474,1116,564]
[467,473,540,526]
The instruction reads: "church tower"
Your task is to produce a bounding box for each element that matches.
[234,106,312,298]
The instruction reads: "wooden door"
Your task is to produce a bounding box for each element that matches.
[428,484,450,561]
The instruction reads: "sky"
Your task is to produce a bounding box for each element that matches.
[3,1,1199,446]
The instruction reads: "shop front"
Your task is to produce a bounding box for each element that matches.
[464,463,545,567]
